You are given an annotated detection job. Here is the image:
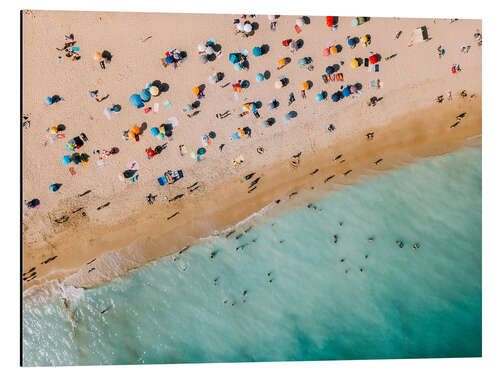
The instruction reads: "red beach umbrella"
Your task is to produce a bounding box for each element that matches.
[146,148,155,158]
[322,47,331,56]
[326,16,334,27]
[369,55,379,64]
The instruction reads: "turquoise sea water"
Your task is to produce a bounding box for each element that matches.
[22,146,482,366]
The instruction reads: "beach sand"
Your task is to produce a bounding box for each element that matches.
[22,11,481,290]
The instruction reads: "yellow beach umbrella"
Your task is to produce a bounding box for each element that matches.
[350,59,359,68]
[131,125,141,134]
[93,51,103,61]
[278,58,286,68]
[361,35,368,43]
[49,126,58,134]
[192,86,200,95]
[150,86,160,96]
[301,81,310,90]
[330,46,337,54]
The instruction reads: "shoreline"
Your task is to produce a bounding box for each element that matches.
[22,12,482,292]
[23,95,481,292]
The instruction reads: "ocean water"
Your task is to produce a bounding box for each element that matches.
[22,146,482,366]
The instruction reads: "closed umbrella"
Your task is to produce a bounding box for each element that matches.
[256,73,265,82]
[61,155,71,165]
[129,94,143,108]
[342,87,351,97]
[252,46,262,56]
[326,66,334,74]
[369,54,379,64]
[322,47,330,56]
[350,59,359,68]
[140,89,151,102]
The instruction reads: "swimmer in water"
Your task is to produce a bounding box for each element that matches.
[333,235,338,244]
[340,258,345,263]
[368,237,374,242]
[360,268,364,272]
[242,290,247,296]
[412,243,420,250]
[210,251,216,260]
[396,240,404,248]
[339,222,343,227]
[213,278,218,285]
[365,255,368,259]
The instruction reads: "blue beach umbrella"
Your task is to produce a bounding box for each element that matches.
[45,97,53,105]
[165,55,174,64]
[316,93,324,102]
[185,104,193,111]
[129,94,143,108]
[61,155,71,165]
[348,38,356,47]
[342,87,351,97]
[229,53,239,64]
[140,89,151,102]
[72,154,81,164]
[331,92,341,102]
[234,63,243,71]
[256,73,265,82]
[150,127,160,136]
[288,111,297,118]
[49,184,60,192]
[298,58,307,67]
[252,46,262,57]
[198,147,206,155]
[326,66,334,75]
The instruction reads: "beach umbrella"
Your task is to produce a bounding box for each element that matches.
[352,18,359,27]
[301,81,310,90]
[61,155,71,165]
[140,89,151,102]
[49,184,59,192]
[278,58,286,68]
[326,16,334,27]
[244,23,253,33]
[185,104,193,111]
[93,51,103,61]
[316,93,324,102]
[197,43,206,52]
[146,148,155,158]
[322,47,331,56]
[200,55,208,64]
[256,73,265,82]
[342,87,351,97]
[369,54,379,64]
[131,125,141,134]
[252,46,262,57]
[289,111,297,118]
[165,129,173,137]
[274,80,283,89]
[267,101,277,110]
[129,94,142,108]
[209,131,216,139]
[326,66,334,75]
[331,92,341,102]
[150,86,160,96]
[350,59,359,68]
[165,55,174,64]
[49,126,58,134]
[205,46,214,55]
[192,86,200,95]
[361,35,368,44]
[45,97,53,105]
[330,46,338,54]
[234,63,243,71]
[236,23,244,32]
[112,105,121,112]
[296,18,304,27]
[348,38,356,47]
[298,58,307,67]
[229,53,239,64]
[209,74,217,84]
[198,147,206,155]
[150,127,160,136]
[268,15,277,20]
[72,153,81,164]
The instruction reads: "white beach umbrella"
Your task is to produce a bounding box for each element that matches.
[244,23,253,33]
[274,80,283,89]
[209,74,217,84]
[197,43,206,52]
[296,18,304,27]
[236,23,244,31]
[206,46,214,55]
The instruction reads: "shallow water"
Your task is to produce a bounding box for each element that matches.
[23,146,482,366]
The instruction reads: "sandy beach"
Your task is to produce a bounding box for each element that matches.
[22,11,481,291]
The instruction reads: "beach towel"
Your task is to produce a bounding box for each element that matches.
[158,176,168,186]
